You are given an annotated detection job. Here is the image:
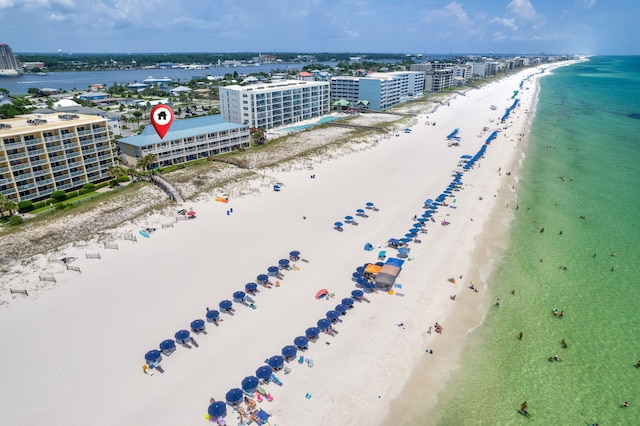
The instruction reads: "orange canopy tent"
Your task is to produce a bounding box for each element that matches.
[364,264,382,275]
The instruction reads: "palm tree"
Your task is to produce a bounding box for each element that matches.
[136,154,158,175]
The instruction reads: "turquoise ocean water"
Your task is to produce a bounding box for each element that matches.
[429,56,640,425]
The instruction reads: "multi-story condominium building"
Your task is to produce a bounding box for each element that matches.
[0,43,22,76]
[330,76,361,104]
[118,115,250,169]
[0,113,116,202]
[357,71,425,111]
[452,65,473,85]
[219,80,330,129]
[424,68,454,92]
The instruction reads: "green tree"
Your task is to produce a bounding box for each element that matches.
[0,194,17,218]
[132,110,143,129]
[136,154,157,175]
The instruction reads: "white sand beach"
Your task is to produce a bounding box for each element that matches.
[0,62,573,426]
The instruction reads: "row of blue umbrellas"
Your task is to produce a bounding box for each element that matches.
[500,98,519,122]
[216,294,366,412]
[147,250,302,367]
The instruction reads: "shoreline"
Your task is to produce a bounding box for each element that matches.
[381,61,577,425]
[0,63,578,426]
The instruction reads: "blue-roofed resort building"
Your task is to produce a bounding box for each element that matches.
[118,115,250,169]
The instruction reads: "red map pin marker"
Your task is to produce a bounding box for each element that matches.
[150,104,174,139]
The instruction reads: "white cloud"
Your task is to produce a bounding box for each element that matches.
[49,12,67,21]
[420,1,471,26]
[507,0,540,20]
[575,0,596,9]
[0,0,17,10]
[490,17,518,32]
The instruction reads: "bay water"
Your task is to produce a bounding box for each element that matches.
[428,56,640,425]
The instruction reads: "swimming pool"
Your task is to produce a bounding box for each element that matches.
[281,116,341,133]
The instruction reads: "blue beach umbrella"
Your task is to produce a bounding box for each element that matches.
[159,339,175,352]
[400,237,412,243]
[257,274,269,283]
[341,297,355,307]
[282,345,297,358]
[190,319,205,332]
[245,282,258,293]
[219,300,233,310]
[255,365,273,379]
[405,233,415,238]
[294,336,309,348]
[233,291,245,302]
[356,266,365,274]
[344,215,353,223]
[205,310,220,321]
[225,388,244,405]
[352,271,363,279]
[351,289,364,300]
[356,276,368,287]
[268,355,285,369]
[364,281,376,290]
[317,318,331,330]
[278,259,290,268]
[208,401,227,418]
[267,266,279,275]
[174,329,190,343]
[356,208,365,216]
[145,350,162,364]
[306,327,321,339]
[289,250,300,259]
[326,310,340,321]
[241,376,259,393]
[335,304,348,314]
[334,221,343,227]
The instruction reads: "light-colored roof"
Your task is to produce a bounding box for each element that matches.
[119,114,247,148]
[169,86,192,93]
[53,99,80,108]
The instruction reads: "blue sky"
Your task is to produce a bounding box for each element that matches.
[1,0,638,55]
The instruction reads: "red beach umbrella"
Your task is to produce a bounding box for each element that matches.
[315,289,329,299]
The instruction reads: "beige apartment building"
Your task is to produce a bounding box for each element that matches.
[0,113,116,202]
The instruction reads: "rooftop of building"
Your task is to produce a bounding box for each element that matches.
[222,79,328,92]
[0,113,106,137]
[119,114,247,147]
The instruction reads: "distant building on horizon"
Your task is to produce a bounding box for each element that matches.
[219,80,330,129]
[0,43,22,77]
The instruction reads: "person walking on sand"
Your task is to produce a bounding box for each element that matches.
[518,332,523,340]
[496,298,500,306]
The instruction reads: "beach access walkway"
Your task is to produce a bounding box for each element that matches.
[149,174,184,203]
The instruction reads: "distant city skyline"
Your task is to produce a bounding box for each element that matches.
[1,0,638,55]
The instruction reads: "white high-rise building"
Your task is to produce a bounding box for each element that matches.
[0,43,22,76]
[219,80,330,129]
